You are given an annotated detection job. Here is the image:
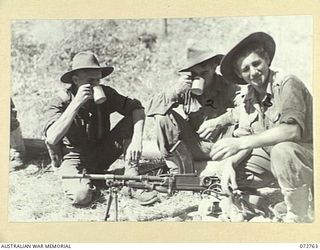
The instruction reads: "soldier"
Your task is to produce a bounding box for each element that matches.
[44,51,158,207]
[146,42,240,174]
[208,32,313,222]
[10,99,26,169]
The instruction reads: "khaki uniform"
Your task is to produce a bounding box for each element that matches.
[146,74,240,162]
[44,85,143,205]
[230,70,313,220]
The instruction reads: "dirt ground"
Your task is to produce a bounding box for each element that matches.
[9,17,313,223]
[9,157,202,222]
[9,147,287,223]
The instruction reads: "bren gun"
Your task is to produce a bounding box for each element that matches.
[62,173,224,221]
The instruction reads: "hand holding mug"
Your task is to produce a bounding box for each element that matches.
[174,72,193,95]
[74,84,93,106]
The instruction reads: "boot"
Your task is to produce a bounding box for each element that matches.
[131,189,159,206]
[270,201,287,221]
[72,183,98,207]
[122,160,159,206]
[10,126,26,169]
[282,185,311,223]
[10,149,25,169]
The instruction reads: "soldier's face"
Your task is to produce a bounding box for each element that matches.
[73,69,102,88]
[235,52,270,88]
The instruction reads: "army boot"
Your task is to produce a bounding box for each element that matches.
[122,160,159,206]
[282,185,312,223]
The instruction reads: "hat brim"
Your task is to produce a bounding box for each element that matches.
[179,54,224,72]
[60,66,114,83]
[220,32,276,84]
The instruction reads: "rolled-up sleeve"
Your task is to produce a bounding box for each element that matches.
[43,96,65,136]
[221,85,246,125]
[225,106,241,124]
[145,91,181,117]
[279,76,308,135]
[105,86,144,116]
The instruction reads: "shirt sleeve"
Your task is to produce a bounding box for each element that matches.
[224,106,241,124]
[104,86,144,116]
[145,90,183,117]
[279,75,309,135]
[43,94,67,136]
[220,84,246,125]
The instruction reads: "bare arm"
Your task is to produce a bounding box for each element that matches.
[239,123,301,150]
[126,108,146,162]
[228,148,252,166]
[46,84,92,145]
[210,123,301,160]
[197,109,238,140]
[219,149,251,195]
[132,108,145,144]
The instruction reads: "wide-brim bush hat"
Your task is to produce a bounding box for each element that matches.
[220,32,276,84]
[179,40,224,72]
[61,51,114,83]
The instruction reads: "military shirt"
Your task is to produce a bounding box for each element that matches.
[44,85,143,161]
[231,70,313,143]
[146,74,240,131]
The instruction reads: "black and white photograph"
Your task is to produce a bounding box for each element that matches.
[9,15,313,224]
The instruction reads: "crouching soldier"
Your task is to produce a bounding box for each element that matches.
[44,51,158,207]
[145,42,241,174]
[208,32,313,222]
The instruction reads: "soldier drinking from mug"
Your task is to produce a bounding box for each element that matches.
[146,41,241,174]
[44,51,158,207]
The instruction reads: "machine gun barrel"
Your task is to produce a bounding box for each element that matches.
[62,173,165,182]
[61,173,223,221]
[62,173,221,193]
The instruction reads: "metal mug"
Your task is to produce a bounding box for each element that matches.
[92,85,107,104]
[191,77,205,95]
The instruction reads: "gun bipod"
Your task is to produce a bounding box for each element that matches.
[104,187,120,221]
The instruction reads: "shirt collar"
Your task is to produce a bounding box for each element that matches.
[244,70,276,107]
